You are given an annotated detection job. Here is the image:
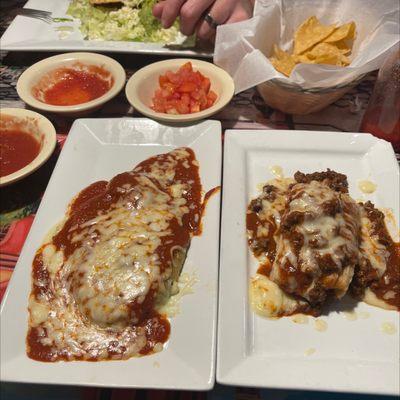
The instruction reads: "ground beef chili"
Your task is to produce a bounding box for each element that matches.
[294,169,349,193]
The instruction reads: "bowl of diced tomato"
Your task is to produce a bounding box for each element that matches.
[125,59,235,122]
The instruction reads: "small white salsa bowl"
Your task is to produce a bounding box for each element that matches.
[125,58,235,123]
[17,52,126,115]
[0,108,56,186]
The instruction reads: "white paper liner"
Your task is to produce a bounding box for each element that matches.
[214,0,400,93]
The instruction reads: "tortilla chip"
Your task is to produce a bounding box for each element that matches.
[305,42,350,66]
[324,21,356,43]
[269,16,355,75]
[293,54,315,64]
[294,16,336,55]
[271,45,297,76]
[333,39,352,54]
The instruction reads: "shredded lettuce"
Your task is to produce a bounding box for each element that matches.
[67,0,179,43]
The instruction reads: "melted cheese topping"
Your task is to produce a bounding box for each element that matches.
[65,182,180,327]
[358,180,377,194]
[381,322,397,335]
[270,180,360,302]
[363,288,398,311]
[359,214,389,276]
[269,165,284,179]
[291,314,309,324]
[342,311,358,321]
[157,272,198,317]
[304,347,316,356]
[358,311,370,319]
[314,318,328,332]
[27,148,203,361]
[249,274,307,318]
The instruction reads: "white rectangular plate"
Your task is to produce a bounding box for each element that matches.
[0,118,221,390]
[217,130,400,395]
[0,0,211,57]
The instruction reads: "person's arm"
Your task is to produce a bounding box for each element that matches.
[153,0,253,40]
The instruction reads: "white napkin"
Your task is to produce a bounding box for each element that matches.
[214,0,400,93]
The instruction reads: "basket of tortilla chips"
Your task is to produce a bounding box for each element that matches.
[214,0,400,115]
[258,16,361,114]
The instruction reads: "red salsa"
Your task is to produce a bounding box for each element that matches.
[34,66,113,106]
[0,130,40,177]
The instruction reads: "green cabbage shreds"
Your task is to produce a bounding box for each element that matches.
[67,0,179,43]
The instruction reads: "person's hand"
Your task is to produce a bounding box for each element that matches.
[152,0,253,40]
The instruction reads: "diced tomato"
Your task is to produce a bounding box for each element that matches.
[176,101,190,114]
[166,70,180,85]
[164,82,175,92]
[151,62,218,115]
[199,95,208,110]
[165,101,178,114]
[201,77,211,92]
[178,82,197,93]
[160,89,169,99]
[152,104,162,112]
[159,75,169,87]
[180,62,193,73]
[190,89,200,100]
[207,90,218,102]
[192,71,203,85]
[181,93,191,105]
[190,99,201,113]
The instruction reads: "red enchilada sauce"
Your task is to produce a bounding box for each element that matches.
[33,66,113,106]
[28,148,204,361]
[372,243,400,309]
[0,130,40,177]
